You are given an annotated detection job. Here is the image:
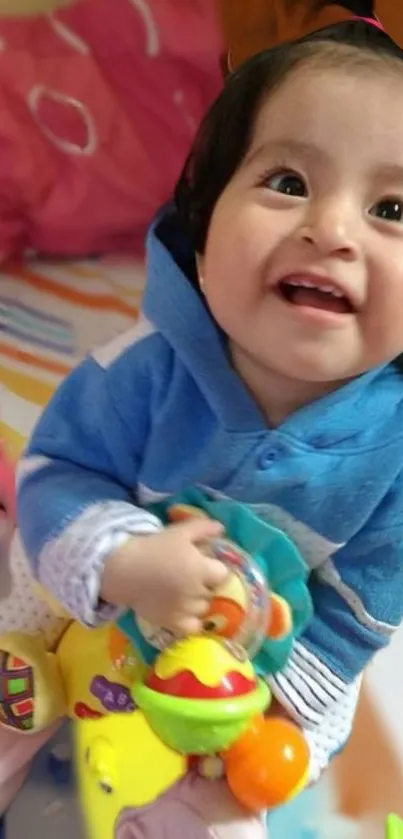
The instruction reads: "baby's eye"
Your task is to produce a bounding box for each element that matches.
[370,198,403,223]
[261,170,307,198]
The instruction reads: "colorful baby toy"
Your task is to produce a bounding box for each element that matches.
[0,490,313,837]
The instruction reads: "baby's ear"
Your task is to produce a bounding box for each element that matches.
[0,0,74,16]
[195,253,206,294]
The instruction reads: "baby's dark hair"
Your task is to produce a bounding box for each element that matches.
[175,20,403,254]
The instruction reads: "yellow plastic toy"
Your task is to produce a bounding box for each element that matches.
[0,497,312,837]
[0,621,142,731]
[75,708,267,839]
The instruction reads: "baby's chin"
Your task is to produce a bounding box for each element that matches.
[266,344,371,387]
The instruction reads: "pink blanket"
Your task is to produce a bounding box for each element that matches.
[0,0,222,259]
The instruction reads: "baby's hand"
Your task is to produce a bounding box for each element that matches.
[101,518,229,635]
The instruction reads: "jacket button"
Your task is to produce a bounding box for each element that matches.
[259,449,275,469]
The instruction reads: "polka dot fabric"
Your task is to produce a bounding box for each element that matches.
[0,531,67,648]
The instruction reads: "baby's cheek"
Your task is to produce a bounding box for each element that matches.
[368,300,403,361]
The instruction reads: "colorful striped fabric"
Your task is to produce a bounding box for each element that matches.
[0,258,144,462]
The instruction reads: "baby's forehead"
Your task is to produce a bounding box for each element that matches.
[254,58,401,119]
[246,64,403,170]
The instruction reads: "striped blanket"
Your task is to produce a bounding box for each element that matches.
[0,258,144,462]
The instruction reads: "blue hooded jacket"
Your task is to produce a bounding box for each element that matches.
[17,208,403,779]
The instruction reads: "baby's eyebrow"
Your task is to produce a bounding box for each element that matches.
[245,139,403,185]
[372,162,403,183]
[244,138,324,167]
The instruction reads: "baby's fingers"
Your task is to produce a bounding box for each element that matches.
[173,614,204,636]
[182,597,211,618]
[173,516,224,544]
[202,556,229,591]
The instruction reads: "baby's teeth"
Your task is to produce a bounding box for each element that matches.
[286,279,343,297]
[287,279,316,288]
[317,284,343,297]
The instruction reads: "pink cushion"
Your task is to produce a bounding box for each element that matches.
[0,0,222,259]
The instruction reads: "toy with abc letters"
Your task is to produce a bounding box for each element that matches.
[0,492,313,836]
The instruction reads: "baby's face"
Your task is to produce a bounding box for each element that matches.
[199,62,403,404]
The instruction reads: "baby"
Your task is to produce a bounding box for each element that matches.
[18,16,403,790]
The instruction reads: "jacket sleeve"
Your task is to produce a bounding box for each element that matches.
[17,327,163,626]
[269,486,403,781]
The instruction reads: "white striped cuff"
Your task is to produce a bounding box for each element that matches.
[268,642,362,782]
[269,641,350,727]
[304,676,361,782]
[38,500,162,626]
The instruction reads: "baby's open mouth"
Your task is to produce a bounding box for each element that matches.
[278,278,354,315]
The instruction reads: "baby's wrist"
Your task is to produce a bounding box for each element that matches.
[99,534,148,608]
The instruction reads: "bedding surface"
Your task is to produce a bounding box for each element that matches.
[0,257,143,462]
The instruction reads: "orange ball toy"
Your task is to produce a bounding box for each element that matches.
[223,715,310,811]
